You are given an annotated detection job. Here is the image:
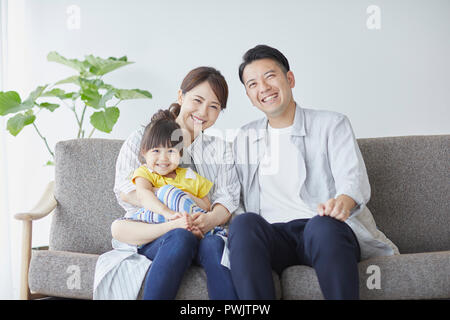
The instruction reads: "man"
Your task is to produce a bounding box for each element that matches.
[229,45,398,300]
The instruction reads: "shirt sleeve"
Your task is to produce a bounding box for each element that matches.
[327,115,371,215]
[195,174,214,199]
[209,140,241,214]
[113,128,143,208]
[131,166,155,185]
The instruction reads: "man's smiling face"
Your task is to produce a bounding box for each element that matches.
[242,58,295,119]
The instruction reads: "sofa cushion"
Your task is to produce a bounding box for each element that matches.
[29,250,98,299]
[50,139,126,254]
[358,135,450,254]
[281,251,450,299]
[29,249,282,300]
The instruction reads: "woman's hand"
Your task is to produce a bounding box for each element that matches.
[169,212,203,239]
[190,226,204,239]
[191,212,215,235]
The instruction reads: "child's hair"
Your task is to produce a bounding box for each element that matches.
[139,108,183,163]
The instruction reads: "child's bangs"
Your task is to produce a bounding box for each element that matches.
[141,120,183,153]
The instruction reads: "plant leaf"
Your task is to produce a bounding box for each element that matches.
[55,75,81,85]
[114,88,152,100]
[42,88,79,100]
[0,86,48,116]
[47,51,88,73]
[98,89,116,108]
[23,85,48,106]
[39,102,60,112]
[79,77,105,90]
[90,107,120,133]
[81,87,102,109]
[84,55,133,76]
[41,88,66,98]
[7,111,36,136]
[0,91,22,115]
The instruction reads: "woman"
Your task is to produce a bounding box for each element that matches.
[111,66,239,300]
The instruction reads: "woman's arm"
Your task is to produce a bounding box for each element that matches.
[190,140,239,234]
[111,213,192,245]
[187,194,211,212]
[114,129,142,209]
[191,203,231,235]
[120,190,141,207]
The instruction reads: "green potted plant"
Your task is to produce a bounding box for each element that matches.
[0,52,152,165]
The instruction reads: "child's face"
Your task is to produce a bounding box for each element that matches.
[143,146,181,176]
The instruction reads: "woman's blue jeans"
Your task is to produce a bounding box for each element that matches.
[138,228,237,300]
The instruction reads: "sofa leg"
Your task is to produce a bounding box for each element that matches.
[19,220,32,300]
[29,293,49,300]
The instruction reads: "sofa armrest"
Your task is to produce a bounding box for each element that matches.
[14,181,56,299]
[14,181,57,221]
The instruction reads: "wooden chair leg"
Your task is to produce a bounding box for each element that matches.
[19,220,32,300]
[29,293,49,300]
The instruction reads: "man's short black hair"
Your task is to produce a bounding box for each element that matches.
[238,44,290,84]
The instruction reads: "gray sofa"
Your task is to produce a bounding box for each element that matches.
[15,135,450,300]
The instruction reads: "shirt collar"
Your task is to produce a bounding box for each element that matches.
[250,102,306,143]
[184,131,206,157]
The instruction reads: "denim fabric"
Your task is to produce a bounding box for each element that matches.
[195,235,238,300]
[138,228,198,299]
[228,213,360,300]
[138,229,237,300]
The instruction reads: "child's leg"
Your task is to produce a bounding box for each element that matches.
[157,185,226,235]
[124,185,200,224]
[156,184,204,215]
[126,207,165,223]
[127,185,227,233]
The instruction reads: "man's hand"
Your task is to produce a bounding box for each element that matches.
[317,195,356,222]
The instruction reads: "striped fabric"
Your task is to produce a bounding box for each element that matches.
[126,184,227,237]
[93,239,151,300]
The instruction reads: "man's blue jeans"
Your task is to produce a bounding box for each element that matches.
[138,228,237,300]
[228,213,361,300]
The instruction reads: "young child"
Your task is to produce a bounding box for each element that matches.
[125,109,225,237]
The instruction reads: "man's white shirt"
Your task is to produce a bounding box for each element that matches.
[258,123,316,223]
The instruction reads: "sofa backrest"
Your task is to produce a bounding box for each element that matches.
[50,139,125,254]
[358,135,449,254]
[49,135,449,255]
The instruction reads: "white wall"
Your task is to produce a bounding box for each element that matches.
[1,0,449,298]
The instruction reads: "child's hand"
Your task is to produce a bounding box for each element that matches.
[163,209,182,221]
[171,212,192,230]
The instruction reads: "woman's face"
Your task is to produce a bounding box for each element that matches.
[176,81,222,141]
